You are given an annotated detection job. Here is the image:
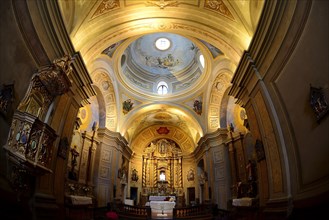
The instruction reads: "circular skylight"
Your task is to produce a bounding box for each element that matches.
[155,37,171,50]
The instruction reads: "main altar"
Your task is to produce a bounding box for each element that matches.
[150,200,176,219]
[140,139,185,208]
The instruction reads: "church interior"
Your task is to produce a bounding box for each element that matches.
[0,0,328,220]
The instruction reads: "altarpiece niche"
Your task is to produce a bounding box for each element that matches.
[141,138,183,197]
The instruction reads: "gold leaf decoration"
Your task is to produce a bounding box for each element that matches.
[92,0,120,19]
[204,0,234,20]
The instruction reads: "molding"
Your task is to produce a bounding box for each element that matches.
[97,127,132,158]
[195,128,228,157]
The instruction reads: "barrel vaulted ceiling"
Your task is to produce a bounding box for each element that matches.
[58,0,264,155]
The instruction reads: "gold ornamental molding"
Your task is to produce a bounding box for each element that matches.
[204,0,235,21]
[85,20,240,66]
[131,125,195,155]
[146,0,180,9]
[91,0,120,19]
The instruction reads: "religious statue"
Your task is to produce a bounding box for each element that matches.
[144,142,156,155]
[310,85,329,121]
[187,169,194,181]
[159,141,167,154]
[131,169,139,182]
[255,139,265,161]
[199,171,208,184]
[246,160,254,181]
[69,145,79,180]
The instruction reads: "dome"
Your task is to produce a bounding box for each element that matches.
[120,33,204,96]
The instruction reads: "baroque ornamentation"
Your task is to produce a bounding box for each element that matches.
[146,0,180,9]
[156,127,170,135]
[102,22,228,57]
[38,55,72,96]
[17,55,73,119]
[4,111,57,175]
[204,0,234,20]
[92,0,120,19]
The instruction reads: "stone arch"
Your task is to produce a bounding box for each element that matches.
[92,85,106,128]
[219,86,232,128]
[90,71,117,131]
[207,72,232,132]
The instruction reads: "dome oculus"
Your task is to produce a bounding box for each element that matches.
[155,37,171,51]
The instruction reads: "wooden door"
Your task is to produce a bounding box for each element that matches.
[187,187,195,206]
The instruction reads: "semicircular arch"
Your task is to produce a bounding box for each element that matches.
[90,70,117,131]
[131,124,196,156]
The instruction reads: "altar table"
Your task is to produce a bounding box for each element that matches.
[70,195,93,205]
[149,195,175,201]
[150,201,175,219]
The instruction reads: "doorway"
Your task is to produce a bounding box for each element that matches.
[130,187,138,205]
[187,187,195,206]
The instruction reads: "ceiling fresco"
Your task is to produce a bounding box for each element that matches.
[58,0,264,154]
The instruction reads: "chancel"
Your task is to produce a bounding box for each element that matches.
[0,1,328,220]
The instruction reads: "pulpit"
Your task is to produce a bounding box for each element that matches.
[65,195,94,220]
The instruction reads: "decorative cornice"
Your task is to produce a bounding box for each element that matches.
[228,51,255,106]
[70,52,97,106]
[97,127,128,146]
[194,128,228,156]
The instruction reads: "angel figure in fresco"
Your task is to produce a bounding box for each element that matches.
[193,100,202,115]
[122,99,133,114]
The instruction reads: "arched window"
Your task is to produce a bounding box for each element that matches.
[199,54,205,68]
[157,81,168,95]
[155,38,171,51]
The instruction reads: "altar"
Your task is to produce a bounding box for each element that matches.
[150,201,176,219]
[149,195,175,201]
[69,195,93,205]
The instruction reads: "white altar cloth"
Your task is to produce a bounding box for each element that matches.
[150,201,175,210]
[70,195,92,205]
[149,196,175,201]
[125,199,134,206]
[232,197,253,207]
[150,201,175,219]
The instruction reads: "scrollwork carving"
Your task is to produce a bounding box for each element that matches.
[38,54,72,96]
